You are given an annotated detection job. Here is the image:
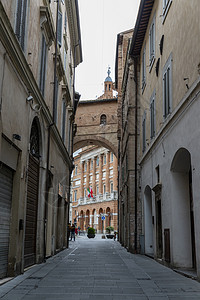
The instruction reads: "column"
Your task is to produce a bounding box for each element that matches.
[106,151,110,193]
[99,154,103,195]
[92,157,96,195]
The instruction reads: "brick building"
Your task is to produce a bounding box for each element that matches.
[71,146,118,233]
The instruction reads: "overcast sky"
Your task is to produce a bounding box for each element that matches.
[76,0,140,100]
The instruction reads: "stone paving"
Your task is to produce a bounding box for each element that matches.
[0,235,200,299]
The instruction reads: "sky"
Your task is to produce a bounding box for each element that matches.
[76,0,141,100]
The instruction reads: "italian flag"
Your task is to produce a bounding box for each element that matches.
[87,187,93,198]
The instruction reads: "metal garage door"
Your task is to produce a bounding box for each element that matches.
[24,155,39,268]
[0,165,13,278]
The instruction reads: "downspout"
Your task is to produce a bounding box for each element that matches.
[44,0,59,261]
[134,56,138,253]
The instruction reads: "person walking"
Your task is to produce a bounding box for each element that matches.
[70,223,76,241]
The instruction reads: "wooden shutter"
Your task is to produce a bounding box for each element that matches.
[39,35,47,96]
[15,0,27,50]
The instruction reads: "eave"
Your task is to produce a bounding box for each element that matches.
[130,0,155,57]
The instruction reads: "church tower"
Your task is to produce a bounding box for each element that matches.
[98,67,115,100]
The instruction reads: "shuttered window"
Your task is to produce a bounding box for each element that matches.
[142,44,146,91]
[15,0,28,51]
[150,90,156,139]
[54,77,59,124]
[163,54,172,118]
[58,10,63,47]
[142,111,146,153]
[163,0,172,22]
[39,34,47,96]
[149,14,155,71]
[61,100,66,141]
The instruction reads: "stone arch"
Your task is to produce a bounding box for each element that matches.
[74,135,117,158]
[85,209,90,229]
[80,210,84,231]
[144,185,154,256]
[105,207,111,228]
[98,208,103,233]
[170,147,196,269]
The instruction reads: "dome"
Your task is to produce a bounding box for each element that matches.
[104,67,112,82]
[105,76,112,82]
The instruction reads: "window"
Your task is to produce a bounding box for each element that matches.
[109,84,111,91]
[96,185,99,195]
[163,0,172,23]
[142,44,146,91]
[61,100,66,141]
[96,157,99,166]
[15,0,28,51]
[110,152,113,162]
[150,90,156,139]
[74,190,77,202]
[39,34,47,96]
[53,77,59,124]
[91,160,93,169]
[84,189,86,198]
[142,111,146,153]
[64,11,67,33]
[103,172,106,178]
[149,14,155,71]
[110,182,113,193]
[103,184,106,194]
[104,155,106,165]
[58,8,63,47]
[163,54,172,118]
[84,162,87,172]
[75,165,77,175]
[100,114,106,125]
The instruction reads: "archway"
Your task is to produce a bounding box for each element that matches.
[85,209,90,229]
[24,117,41,268]
[171,148,196,269]
[144,186,154,256]
[106,207,111,228]
[80,210,84,231]
[98,208,103,233]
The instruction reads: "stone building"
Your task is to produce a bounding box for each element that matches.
[0,0,82,278]
[117,0,200,279]
[71,146,118,233]
[115,29,138,252]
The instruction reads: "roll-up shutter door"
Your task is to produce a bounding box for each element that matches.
[0,165,13,278]
[24,155,39,268]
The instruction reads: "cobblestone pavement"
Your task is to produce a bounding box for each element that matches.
[1,235,200,299]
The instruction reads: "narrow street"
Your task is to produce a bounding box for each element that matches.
[1,235,200,300]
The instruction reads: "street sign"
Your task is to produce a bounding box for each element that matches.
[101,216,105,221]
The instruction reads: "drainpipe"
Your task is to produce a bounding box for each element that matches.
[134,57,138,253]
[43,0,59,261]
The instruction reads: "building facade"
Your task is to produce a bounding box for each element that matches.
[0,0,82,278]
[117,0,200,279]
[71,146,118,233]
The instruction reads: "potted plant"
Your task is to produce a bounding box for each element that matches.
[87,227,96,238]
[106,226,115,239]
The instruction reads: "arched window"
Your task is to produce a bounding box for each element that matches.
[30,118,40,159]
[100,114,106,125]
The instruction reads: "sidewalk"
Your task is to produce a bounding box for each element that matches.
[0,235,200,299]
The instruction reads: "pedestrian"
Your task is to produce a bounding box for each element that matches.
[114,231,117,241]
[67,222,71,241]
[78,226,81,235]
[71,223,76,241]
